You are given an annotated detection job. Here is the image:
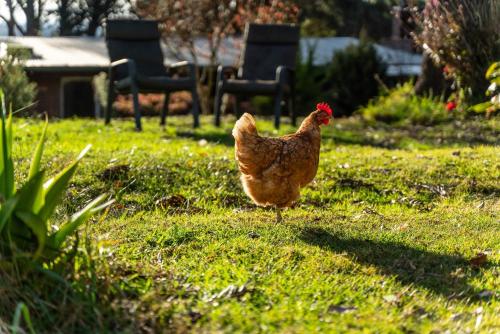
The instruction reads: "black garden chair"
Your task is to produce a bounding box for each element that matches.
[214,23,300,129]
[105,19,199,131]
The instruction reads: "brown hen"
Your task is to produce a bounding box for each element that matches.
[232,103,332,222]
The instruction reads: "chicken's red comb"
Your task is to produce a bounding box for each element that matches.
[316,102,333,116]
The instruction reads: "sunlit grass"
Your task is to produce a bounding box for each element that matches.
[5,115,500,333]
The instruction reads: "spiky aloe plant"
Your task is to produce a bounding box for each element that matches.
[0,90,113,265]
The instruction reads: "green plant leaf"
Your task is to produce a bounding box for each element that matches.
[15,210,46,259]
[90,199,115,214]
[0,90,4,113]
[33,263,71,286]
[0,89,12,198]
[16,171,45,213]
[4,101,15,198]
[469,101,492,112]
[11,302,36,334]
[3,172,46,245]
[48,193,110,248]
[485,62,499,79]
[38,144,91,221]
[28,115,48,180]
[0,195,19,232]
[6,108,12,154]
[491,77,500,86]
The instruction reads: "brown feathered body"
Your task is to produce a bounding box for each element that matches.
[232,111,325,209]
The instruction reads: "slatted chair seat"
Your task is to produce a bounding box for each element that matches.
[115,75,195,92]
[223,79,280,94]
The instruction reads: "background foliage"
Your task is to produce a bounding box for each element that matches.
[410,0,500,104]
[0,46,37,114]
[359,81,450,125]
[324,42,387,117]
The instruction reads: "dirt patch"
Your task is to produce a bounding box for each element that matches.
[99,164,130,181]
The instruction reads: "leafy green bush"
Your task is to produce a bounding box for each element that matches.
[0,45,37,114]
[295,45,328,115]
[0,90,112,267]
[359,82,451,125]
[325,42,386,116]
[250,45,328,117]
[240,43,385,119]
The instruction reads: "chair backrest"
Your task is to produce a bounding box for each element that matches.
[105,19,166,79]
[238,23,300,81]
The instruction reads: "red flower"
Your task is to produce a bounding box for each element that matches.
[446,101,457,111]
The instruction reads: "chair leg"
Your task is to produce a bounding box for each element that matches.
[234,95,242,119]
[160,92,169,126]
[105,82,115,125]
[191,86,200,128]
[214,84,223,126]
[289,93,297,127]
[274,90,283,129]
[290,82,297,127]
[130,83,142,131]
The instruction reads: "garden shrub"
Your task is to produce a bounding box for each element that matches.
[471,61,500,117]
[411,0,500,104]
[247,42,386,119]
[359,82,451,125]
[0,43,37,114]
[93,72,192,117]
[324,41,387,117]
[250,96,273,115]
[247,46,328,117]
[295,45,328,116]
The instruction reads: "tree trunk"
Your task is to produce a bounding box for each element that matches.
[85,0,113,36]
[414,53,447,96]
[25,1,37,35]
[18,0,43,35]
[58,0,71,35]
[5,0,17,35]
[86,13,100,36]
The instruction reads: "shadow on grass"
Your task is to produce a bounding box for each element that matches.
[176,130,235,146]
[322,120,500,149]
[173,117,499,149]
[323,131,500,150]
[299,227,481,299]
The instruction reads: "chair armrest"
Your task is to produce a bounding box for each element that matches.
[167,61,196,77]
[276,66,295,85]
[108,58,137,81]
[216,65,238,83]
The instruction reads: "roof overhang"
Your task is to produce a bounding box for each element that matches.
[2,36,422,77]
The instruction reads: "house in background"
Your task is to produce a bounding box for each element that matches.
[1,37,110,118]
[1,36,422,118]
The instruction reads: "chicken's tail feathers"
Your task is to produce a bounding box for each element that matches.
[232,113,257,140]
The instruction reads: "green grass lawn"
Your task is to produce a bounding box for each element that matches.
[7,115,500,333]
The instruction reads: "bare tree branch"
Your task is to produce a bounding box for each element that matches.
[136,0,299,67]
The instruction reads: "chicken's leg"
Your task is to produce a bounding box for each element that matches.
[276,207,282,224]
